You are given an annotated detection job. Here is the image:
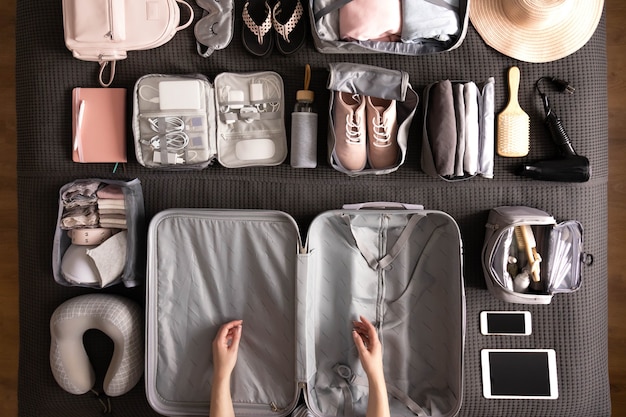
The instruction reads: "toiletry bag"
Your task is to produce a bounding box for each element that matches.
[309,0,469,55]
[132,72,287,169]
[52,178,145,288]
[482,206,591,304]
[326,63,419,175]
[421,78,495,181]
[145,202,465,416]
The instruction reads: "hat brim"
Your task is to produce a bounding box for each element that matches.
[470,0,604,63]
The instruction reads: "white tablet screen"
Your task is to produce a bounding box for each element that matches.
[482,349,558,399]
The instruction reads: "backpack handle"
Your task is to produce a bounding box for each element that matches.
[98,61,116,88]
[175,0,194,31]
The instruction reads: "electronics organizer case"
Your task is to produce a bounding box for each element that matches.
[146,205,465,417]
[132,72,287,169]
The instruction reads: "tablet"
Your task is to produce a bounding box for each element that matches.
[481,349,559,399]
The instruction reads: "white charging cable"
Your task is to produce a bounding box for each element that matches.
[250,76,281,112]
[142,116,189,151]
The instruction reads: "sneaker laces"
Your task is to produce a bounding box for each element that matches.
[345,113,363,144]
[371,115,391,147]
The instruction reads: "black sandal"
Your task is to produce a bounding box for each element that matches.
[242,0,274,57]
[271,0,306,55]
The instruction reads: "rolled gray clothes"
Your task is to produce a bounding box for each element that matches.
[426,79,456,177]
[453,83,466,177]
[463,82,479,175]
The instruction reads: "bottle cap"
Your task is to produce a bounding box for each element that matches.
[296,89,314,102]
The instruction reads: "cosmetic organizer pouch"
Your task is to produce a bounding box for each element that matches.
[421,78,495,181]
[133,74,216,170]
[52,178,145,289]
[482,206,590,305]
[326,63,419,176]
[145,203,465,417]
[62,0,194,87]
[309,0,468,55]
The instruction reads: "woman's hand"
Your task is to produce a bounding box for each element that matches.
[212,320,243,381]
[352,315,384,382]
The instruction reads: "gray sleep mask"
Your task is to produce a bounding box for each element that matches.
[194,0,234,57]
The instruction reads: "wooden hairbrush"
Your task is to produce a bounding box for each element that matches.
[497,66,530,157]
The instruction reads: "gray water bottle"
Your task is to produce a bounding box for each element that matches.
[290,65,317,168]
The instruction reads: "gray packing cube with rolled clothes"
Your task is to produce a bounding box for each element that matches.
[145,204,465,417]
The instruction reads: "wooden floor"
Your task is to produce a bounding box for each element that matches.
[1,1,625,416]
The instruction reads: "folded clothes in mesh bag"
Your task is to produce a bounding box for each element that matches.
[309,0,468,55]
[481,206,592,304]
[52,178,145,289]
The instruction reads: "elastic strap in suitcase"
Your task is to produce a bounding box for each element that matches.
[330,365,428,416]
[342,213,424,270]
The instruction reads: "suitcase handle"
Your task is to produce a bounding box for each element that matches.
[342,202,423,210]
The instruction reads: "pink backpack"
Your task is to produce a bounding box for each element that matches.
[63,0,194,86]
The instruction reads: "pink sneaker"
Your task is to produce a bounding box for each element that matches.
[366,96,399,169]
[333,92,367,171]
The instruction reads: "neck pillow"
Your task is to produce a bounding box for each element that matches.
[50,294,143,397]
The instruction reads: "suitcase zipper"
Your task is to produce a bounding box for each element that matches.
[376,215,389,328]
[269,401,286,412]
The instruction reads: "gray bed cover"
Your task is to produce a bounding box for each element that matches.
[16,0,610,416]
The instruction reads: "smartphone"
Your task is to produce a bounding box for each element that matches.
[480,311,531,335]
[481,349,559,399]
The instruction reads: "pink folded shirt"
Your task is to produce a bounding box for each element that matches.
[339,0,402,42]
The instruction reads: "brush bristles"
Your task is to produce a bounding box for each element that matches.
[497,114,530,157]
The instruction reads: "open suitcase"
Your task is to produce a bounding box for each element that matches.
[145,203,465,417]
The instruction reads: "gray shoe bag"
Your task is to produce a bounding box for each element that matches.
[52,178,145,288]
[482,206,590,304]
[326,63,419,176]
[308,0,469,55]
[132,72,287,169]
[145,203,465,416]
[421,79,495,181]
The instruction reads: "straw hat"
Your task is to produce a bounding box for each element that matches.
[470,0,604,63]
